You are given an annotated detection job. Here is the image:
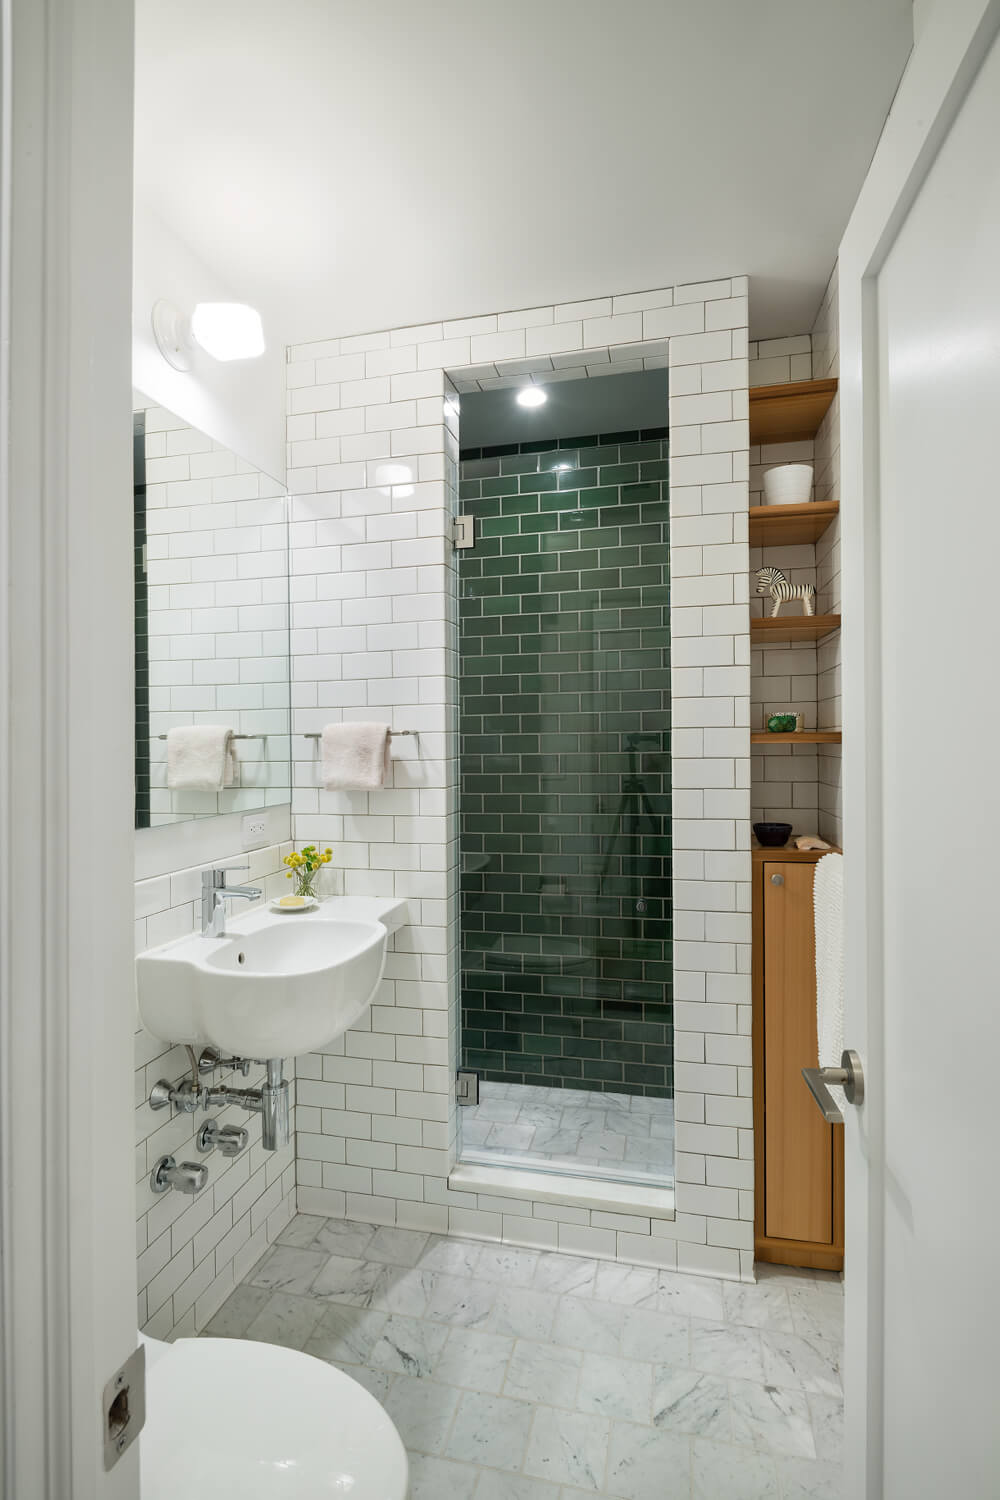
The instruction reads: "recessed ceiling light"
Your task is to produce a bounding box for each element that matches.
[516,387,548,408]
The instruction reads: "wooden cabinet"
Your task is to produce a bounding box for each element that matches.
[752,847,844,1270]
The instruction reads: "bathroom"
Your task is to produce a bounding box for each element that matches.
[3,4,1000,1499]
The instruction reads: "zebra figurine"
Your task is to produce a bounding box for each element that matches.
[755,565,816,618]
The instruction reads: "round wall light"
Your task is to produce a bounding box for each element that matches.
[515,387,548,408]
[152,299,266,370]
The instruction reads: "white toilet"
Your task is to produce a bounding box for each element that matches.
[140,1333,409,1499]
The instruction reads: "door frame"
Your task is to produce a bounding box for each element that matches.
[0,0,138,1494]
[837,2,1000,1493]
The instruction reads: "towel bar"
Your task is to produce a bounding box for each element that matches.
[801,1048,865,1122]
[155,732,264,741]
[302,730,416,739]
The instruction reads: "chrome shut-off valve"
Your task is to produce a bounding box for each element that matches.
[149,1155,209,1195]
[197,1119,249,1157]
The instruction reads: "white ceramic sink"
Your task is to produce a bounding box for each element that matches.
[136,895,408,1058]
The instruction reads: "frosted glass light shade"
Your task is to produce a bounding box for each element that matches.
[190,302,266,361]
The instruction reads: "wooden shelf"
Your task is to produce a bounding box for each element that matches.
[750,378,838,445]
[751,730,842,744]
[751,614,841,644]
[749,500,839,548]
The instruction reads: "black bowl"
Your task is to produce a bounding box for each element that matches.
[754,822,793,848]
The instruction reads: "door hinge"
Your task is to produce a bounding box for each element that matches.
[453,515,475,549]
[102,1344,146,1470]
[456,1068,480,1106]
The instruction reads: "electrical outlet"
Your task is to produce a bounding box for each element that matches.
[242,814,267,848]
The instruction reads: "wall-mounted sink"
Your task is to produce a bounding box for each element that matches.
[137,896,408,1058]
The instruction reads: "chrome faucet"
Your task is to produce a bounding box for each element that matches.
[201,865,262,937]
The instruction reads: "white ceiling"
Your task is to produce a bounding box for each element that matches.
[135,1,913,348]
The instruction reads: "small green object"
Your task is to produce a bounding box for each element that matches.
[767,714,798,733]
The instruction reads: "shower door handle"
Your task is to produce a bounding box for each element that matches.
[802,1049,865,1122]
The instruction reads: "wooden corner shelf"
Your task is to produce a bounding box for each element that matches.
[751,730,842,744]
[751,614,841,644]
[749,500,839,548]
[749,378,838,445]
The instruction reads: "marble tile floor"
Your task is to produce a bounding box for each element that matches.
[459,1081,675,1187]
[202,1213,844,1499]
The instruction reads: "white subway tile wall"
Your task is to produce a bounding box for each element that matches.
[134,842,298,1338]
[285,280,756,1281]
[139,404,291,824]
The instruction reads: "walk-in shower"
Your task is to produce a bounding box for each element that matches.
[458,371,673,1189]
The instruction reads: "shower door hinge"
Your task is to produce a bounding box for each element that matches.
[456,1068,480,1106]
[453,515,475,549]
[102,1344,145,1470]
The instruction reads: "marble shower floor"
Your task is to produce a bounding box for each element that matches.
[459,1081,675,1187]
[204,1213,844,1499]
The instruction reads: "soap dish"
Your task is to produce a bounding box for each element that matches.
[270,895,318,913]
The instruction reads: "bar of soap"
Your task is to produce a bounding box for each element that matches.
[277,895,308,908]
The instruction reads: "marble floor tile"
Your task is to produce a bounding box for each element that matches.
[690,1320,766,1383]
[276,1212,325,1248]
[447,1391,535,1471]
[723,1280,795,1332]
[604,1421,690,1500]
[221,1214,844,1499]
[303,1302,387,1366]
[383,1372,460,1455]
[657,1270,725,1321]
[368,1312,450,1378]
[312,1216,378,1260]
[524,1406,610,1491]
[475,1471,561,1500]
[576,1353,652,1424]
[729,1377,816,1458]
[491,1287,560,1340]
[776,1456,843,1499]
[505,1340,583,1407]
[246,1244,327,1295]
[243,1290,324,1349]
[407,1453,480,1500]
[365,1225,430,1267]
[807,1393,845,1463]
[533,1253,598,1299]
[434,1328,514,1394]
[690,1438,779,1499]
[620,1307,690,1365]
[759,1331,843,1398]
[553,1298,625,1357]
[424,1271,498,1329]
[651,1365,731,1439]
[488,1124,541,1152]
[202,1283,271,1337]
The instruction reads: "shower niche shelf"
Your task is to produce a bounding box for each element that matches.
[749,500,839,548]
[751,730,842,744]
[749,377,838,444]
[751,614,840,644]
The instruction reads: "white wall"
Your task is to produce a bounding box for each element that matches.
[282,279,757,1280]
[134,196,286,482]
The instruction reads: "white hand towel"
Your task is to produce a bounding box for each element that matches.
[813,852,845,1110]
[166,726,236,792]
[321,722,390,791]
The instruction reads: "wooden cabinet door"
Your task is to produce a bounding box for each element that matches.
[762,860,834,1245]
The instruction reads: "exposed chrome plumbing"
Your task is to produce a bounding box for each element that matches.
[149,1050,290,1151]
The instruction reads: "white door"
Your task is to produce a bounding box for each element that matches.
[840,4,1000,1496]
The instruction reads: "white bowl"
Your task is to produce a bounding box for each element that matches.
[763,462,813,505]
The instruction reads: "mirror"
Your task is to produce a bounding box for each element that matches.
[133,397,291,829]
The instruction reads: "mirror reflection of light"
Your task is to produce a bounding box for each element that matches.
[516,386,547,408]
[373,461,415,498]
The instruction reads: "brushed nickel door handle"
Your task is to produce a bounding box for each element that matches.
[802,1049,865,1121]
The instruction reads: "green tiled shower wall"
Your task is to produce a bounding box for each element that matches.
[459,430,672,1097]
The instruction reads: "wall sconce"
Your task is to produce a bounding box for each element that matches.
[152,299,266,371]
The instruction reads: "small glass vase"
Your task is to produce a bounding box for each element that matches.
[293,868,319,901]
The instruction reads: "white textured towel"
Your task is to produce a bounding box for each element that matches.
[166,726,236,792]
[813,852,845,1110]
[321,722,390,791]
